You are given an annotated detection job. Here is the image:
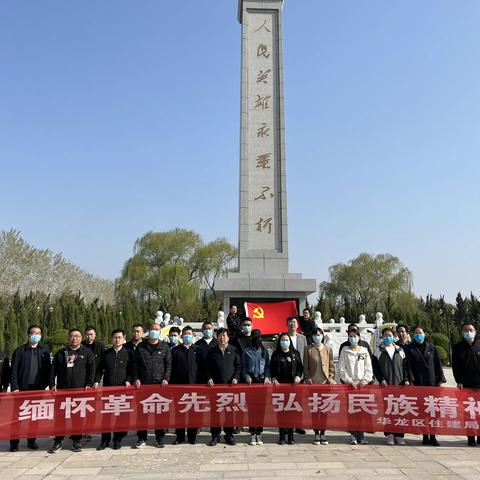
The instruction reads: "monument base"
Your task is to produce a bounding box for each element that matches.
[214,273,316,314]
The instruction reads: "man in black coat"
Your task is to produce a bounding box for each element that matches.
[229,317,253,357]
[82,325,104,376]
[124,324,145,355]
[170,325,201,445]
[226,305,242,338]
[9,324,51,451]
[299,308,316,343]
[48,328,96,454]
[95,328,134,450]
[195,321,218,384]
[206,327,241,446]
[133,322,172,448]
[452,323,480,446]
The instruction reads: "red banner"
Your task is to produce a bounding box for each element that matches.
[2,385,480,439]
[244,300,298,334]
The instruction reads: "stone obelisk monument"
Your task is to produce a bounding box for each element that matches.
[215,0,316,311]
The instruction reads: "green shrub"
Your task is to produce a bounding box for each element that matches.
[435,345,448,365]
[430,332,449,352]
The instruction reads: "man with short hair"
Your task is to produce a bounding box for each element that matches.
[95,328,134,450]
[285,316,307,360]
[452,323,480,447]
[171,325,200,445]
[133,322,172,448]
[226,305,242,338]
[124,324,145,354]
[167,326,181,350]
[396,324,410,347]
[195,321,218,383]
[9,325,51,452]
[206,327,241,446]
[49,328,96,453]
[230,317,253,357]
[82,326,104,375]
[299,308,316,343]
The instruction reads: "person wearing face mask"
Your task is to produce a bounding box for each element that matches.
[373,327,410,445]
[167,326,181,350]
[241,329,271,445]
[230,317,253,357]
[270,333,303,445]
[9,324,51,452]
[338,330,373,445]
[452,323,480,447]
[405,325,446,446]
[170,325,201,445]
[303,327,335,445]
[132,322,172,449]
[195,321,218,384]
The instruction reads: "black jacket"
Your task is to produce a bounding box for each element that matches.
[170,345,200,384]
[133,340,171,384]
[51,345,96,389]
[206,344,241,384]
[226,313,242,337]
[452,340,480,388]
[124,340,144,355]
[405,342,446,387]
[0,351,10,391]
[82,340,104,374]
[229,334,252,357]
[299,317,316,341]
[194,337,218,383]
[96,347,133,387]
[373,344,408,385]
[10,343,51,391]
[270,349,303,384]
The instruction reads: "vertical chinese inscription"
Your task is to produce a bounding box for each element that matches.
[248,11,277,249]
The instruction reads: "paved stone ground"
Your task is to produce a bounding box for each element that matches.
[2,368,478,480]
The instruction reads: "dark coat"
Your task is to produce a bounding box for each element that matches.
[133,340,171,384]
[270,349,303,384]
[170,345,200,384]
[124,340,144,355]
[194,337,218,383]
[0,351,10,391]
[206,344,241,384]
[226,313,242,337]
[10,343,51,391]
[373,344,408,385]
[51,345,96,389]
[81,340,104,374]
[405,342,446,387]
[96,347,133,387]
[299,317,316,341]
[229,334,252,357]
[452,340,480,388]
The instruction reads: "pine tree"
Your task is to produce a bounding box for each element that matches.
[4,306,18,357]
[0,308,5,353]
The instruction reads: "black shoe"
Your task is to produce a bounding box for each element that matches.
[477,436,480,445]
[468,439,476,447]
[225,435,236,446]
[9,445,18,452]
[429,437,440,447]
[287,439,295,445]
[27,441,39,450]
[72,441,82,453]
[233,427,242,434]
[155,439,165,448]
[113,441,121,450]
[294,428,306,435]
[173,438,184,445]
[97,442,109,451]
[48,442,62,454]
[188,439,196,445]
[277,439,285,445]
[207,437,220,446]
[422,435,429,445]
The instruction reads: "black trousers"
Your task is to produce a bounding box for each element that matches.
[175,428,197,442]
[211,427,234,438]
[11,384,41,448]
[137,429,165,441]
[54,435,82,443]
[102,431,127,443]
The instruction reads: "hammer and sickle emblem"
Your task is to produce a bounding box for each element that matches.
[252,307,265,319]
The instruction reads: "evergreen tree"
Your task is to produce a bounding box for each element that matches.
[4,306,18,357]
[0,308,5,353]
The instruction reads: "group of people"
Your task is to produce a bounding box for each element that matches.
[1,305,480,452]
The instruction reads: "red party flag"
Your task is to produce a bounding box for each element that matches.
[244,300,298,335]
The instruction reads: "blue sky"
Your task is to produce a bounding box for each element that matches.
[1,0,479,302]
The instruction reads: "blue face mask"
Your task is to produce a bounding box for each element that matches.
[383,336,394,345]
[202,329,213,339]
[30,334,42,344]
[414,333,425,343]
[149,330,160,340]
[280,340,290,350]
[242,325,252,334]
[312,335,323,344]
[182,334,193,344]
[464,331,476,342]
[169,336,179,345]
[348,336,359,345]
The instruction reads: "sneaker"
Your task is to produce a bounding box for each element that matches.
[256,434,264,445]
[249,434,257,446]
[135,440,147,449]
[207,437,220,447]
[313,434,321,445]
[359,439,368,445]
[48,442,62,454]
[320,435,329,445]
[386,434,395,446]
[155,439,165,448]
[72,441,82,453]
[396,437,406,446]
[350,435,358,445]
